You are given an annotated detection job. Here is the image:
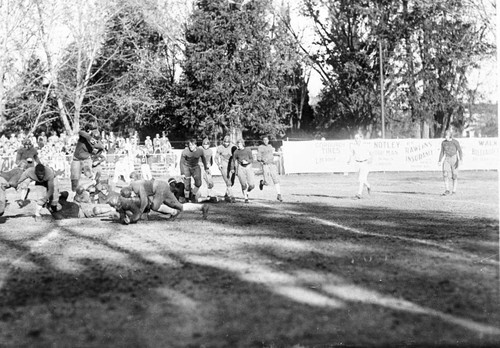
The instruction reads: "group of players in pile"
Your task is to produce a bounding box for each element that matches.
[0,127,283,224]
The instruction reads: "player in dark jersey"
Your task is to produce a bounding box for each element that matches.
[124,178,209,223]
[16,138,40,166]
[70,127,104,191]
[180,138,209,202]
[231,139,255,203]
[438,130,463,196]
[14,164,60,220]
[0,160,30,216]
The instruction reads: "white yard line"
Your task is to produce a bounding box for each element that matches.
[255,201,499,266]
[0,227,60,289]
[254,201,500,336]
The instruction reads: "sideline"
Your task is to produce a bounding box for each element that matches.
[376,191,498,208]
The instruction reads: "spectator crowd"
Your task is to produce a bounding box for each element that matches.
[0,130,174,178]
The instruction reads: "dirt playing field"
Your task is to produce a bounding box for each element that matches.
[0,171,498,347]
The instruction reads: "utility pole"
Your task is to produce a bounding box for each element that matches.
[379,40,385,138]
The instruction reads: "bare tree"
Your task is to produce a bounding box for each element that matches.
[34,0,120,134]
[0,0,38,132]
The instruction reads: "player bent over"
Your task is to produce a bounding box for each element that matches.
[14,163,60,220]
[125,179,209,223]
[180,139,210,202]
[257,135,282,202]
[215,135,236,203]
[232,139,255,203]
[0,160,31,216]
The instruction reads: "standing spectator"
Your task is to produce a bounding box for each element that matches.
[144,136,153,153]
[70,126,104,191]
[161,132,172,152]
[137,147,152,180]
[153,134,161,153]
[37,131,47,149]
[180,139,209,202]
[438,130,463,196]
[257,135,282,202]
[111,149,135,188]
[9,134,19,149]
[231,139,255,203]
[347,133,372,199]
[215,135,236,203]
[48,131,58,144]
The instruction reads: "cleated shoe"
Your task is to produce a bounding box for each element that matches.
[277,194,283,202]
[353,194,362,200]
[189,193,198,203]
[169,210,181,221]
[441,191,450,196]
[201,204,209,219]
[259,180,264,190]
[122,215,131,225]
[224,194,231,203]
[17,199,30,208]
[244,198,249,203]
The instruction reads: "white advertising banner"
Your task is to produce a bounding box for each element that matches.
[282,138,499,174]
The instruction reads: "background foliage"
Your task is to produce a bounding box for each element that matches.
[0,0,496,144]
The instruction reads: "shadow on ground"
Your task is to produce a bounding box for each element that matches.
[0,198,498,347]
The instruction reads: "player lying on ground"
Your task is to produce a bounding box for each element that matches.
[121,178,209,223]
[51,191,117,220]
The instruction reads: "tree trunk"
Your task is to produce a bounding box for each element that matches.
[56,95,72,135]
[0,66,5,132]
[421,119,429,138]
[402,0,418,123]
[229,127,242,144]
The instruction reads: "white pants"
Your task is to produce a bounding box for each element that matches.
[356,161,370,185]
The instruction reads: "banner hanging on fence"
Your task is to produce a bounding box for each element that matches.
[282,138,499,174]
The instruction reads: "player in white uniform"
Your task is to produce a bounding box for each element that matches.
[347,134,372,199]
[257,136,282,202]
[215,135,236,203]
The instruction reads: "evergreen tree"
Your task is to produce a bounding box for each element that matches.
[177,0,300,141]
[4,55,59,134]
